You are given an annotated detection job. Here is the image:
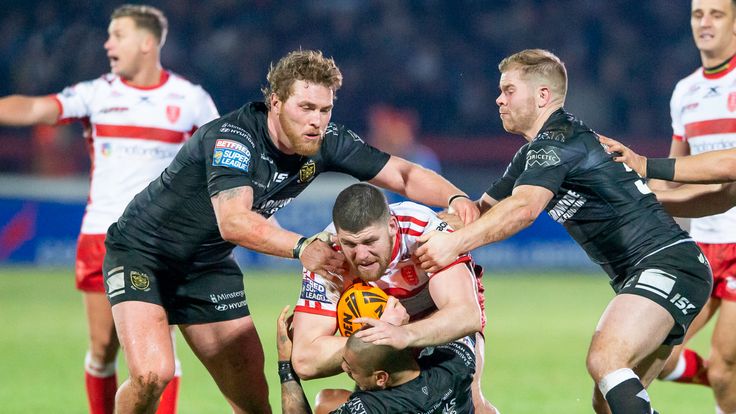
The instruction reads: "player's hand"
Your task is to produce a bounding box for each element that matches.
[598,135,647,177]
[353,317,412,349]
[448,196,480,225]
[277,305,295,361]
[379,296,410,326]
[300,233,348,276]
[415,231,462,273]
[437,211,465,230]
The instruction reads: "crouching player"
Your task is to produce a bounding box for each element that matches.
[291,183,498,413]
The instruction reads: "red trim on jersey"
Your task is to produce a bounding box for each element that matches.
[383,284,428,299]
[395,215,429,227]
[684,119,736,139]
[294,305,336,317]
[389,231,401,263]
[94,124,186,143]
[48,94,64,120]
[399,227,423,236]
[120,70,170,90]
[672,134,684,142]
[430,255,473,277]
[703,55,736,80]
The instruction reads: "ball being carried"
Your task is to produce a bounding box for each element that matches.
[336,282,389,336]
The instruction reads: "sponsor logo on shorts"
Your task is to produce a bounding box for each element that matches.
[106,266,125,298]
[209,290,245,303]
[130,270,151,291]
[636,269,697,315]
[215,300,247,311]
[212,139,251,172]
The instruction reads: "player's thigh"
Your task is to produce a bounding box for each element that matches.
[711,299,736,364]
[112,300,174,379]
[589,293,674,378]
[180,316,269,408]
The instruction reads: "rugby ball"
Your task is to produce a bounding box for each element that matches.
[336,282,388,337]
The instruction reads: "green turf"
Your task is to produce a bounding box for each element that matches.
[0,267,715,413]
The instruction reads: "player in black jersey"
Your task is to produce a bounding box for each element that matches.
[277,306,475,414]
[415,49,713,414]
[101,50,479,413]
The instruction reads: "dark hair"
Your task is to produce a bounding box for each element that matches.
[333,183,389,233]
[111,4,168,47]
[346,329,416,374]
[261,50,343,109]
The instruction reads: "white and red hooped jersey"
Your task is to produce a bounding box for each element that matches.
[53,71,218,234]
[295,201,483,326]
[670,60,736,243]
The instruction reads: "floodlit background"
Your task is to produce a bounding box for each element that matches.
[0,1,717,413]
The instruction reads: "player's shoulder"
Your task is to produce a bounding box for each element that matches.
[672,67,704,96]
[165,70,205,90]
[324,122,365,143]
[389,201,437,222]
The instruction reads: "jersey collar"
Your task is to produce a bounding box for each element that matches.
[703,55,736,80]
[121,70,170,90]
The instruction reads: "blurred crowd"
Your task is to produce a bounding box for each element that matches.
[0,0,700,175]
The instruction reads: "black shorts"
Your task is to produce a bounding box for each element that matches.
[102,242,249,325]
[615,241,713,345]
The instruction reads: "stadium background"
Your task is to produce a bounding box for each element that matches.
[0,1,717,413]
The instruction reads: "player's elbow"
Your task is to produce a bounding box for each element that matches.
[217,218,240,243]
[291,348,323,380]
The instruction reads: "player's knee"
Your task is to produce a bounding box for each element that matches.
[708,352,736,388]
[128,367,174,397]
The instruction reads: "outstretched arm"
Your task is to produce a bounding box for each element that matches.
[211,186,345,274]
[601,136,736,184]
[278,306,313,414]
[416,185,553,273]
[369,156,480,224]
[655,183,736,217]
[0,95,60,126]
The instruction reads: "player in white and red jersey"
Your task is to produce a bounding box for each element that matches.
[0,5,218,414]
[291,183,498,414]
[655,1,736,412]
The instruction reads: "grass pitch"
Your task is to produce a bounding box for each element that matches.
[0,267,715,413]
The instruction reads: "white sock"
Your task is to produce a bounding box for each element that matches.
[84,351,116,378]
[661,353,686,381]
[598,368,639,397]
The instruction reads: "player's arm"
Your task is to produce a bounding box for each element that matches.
[290,312,348,380]
[655,183,736,217]
[601,136,736,183]
[355,264,482,349]
[278,306,314,414]
[211,186,344,274]
[416,185,553,273]
[369,156,479,224]
[647,139,689,190]
[0,95,60,126]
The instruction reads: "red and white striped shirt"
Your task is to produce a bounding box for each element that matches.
[671,58,736,243]
[295,201,479,321]
[53,71,218,234]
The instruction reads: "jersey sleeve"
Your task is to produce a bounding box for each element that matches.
[294,267,341,318]
[669,80,686,142]
[513,138,586,195]
[192,86,220,127]
[485,144,528,200]
[55,79,96,121]
[321,124,391,180]
[203,123,258,197]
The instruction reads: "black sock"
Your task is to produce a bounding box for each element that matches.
[604,378,652,414]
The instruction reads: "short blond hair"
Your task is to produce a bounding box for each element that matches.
[261,50,343,109]
[111,4,168,47]
[499,49,567,101]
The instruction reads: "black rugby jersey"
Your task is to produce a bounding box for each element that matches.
[487,109,689,283]
[110,102,390,261]
[331,339,475,414]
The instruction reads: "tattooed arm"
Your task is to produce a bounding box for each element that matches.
[211,186,345,274]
